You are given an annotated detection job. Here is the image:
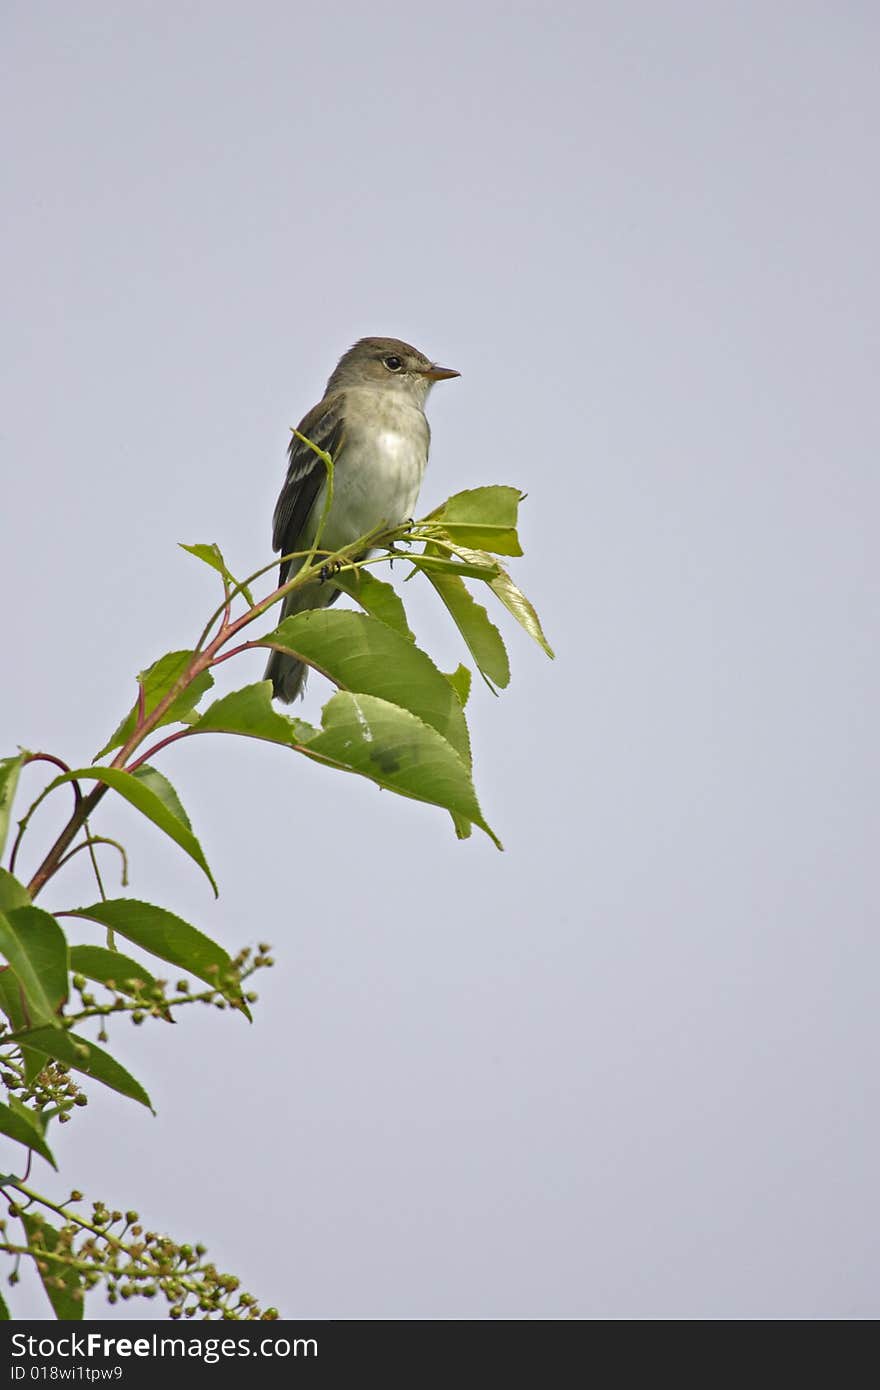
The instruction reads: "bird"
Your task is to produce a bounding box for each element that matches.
[264,336,460,702]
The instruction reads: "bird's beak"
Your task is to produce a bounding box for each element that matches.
[421,363,460,381]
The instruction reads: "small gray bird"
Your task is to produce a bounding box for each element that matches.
[265,336,460,702]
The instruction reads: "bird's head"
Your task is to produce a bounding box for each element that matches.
[326,337,460,403]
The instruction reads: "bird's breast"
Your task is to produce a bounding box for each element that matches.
[319,396,429,549]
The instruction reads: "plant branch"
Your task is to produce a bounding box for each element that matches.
[126,729,195,774]
[56,835,129,888]
[9,757,83,880]
[23,518,403,900]
[26,785,106,900]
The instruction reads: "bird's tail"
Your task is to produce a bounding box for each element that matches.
[264,646,308,704]
[264,571,336,703]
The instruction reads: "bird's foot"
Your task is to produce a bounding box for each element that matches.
[387,531,415,568]
[319,559,344,584]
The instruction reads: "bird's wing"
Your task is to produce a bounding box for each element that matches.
[272,392,347,582]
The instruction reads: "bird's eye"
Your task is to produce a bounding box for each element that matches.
[383,355,403,372]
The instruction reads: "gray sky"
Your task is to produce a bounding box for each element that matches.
[3,1,879,1319]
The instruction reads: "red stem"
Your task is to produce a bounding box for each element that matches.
[9,756,83,878]
[207,640,258,668]
[24,533,379,897]
[23,752,75,779]
[126,728,194,773]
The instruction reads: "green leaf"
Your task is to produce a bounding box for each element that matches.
[12,1026,153,1110]
[443,665,473,709]
[333,569,414,638]
[0,907,68,1026]
[0,967,26,1030]
[195,682,317,748]
[305,692,501,847]
[69,945,159,998]
[442,544,555,660]
[0,970,45,1084]
[130,764,193,830]
[260,610,472,767]
[0,1288,9,1318]
[487,566,555,659]
[404,553,501,579]
[424,566,510,691]
[8,1092,47,1134]
[0,754,24,859]
[0,1100,56,1167]
[0,868,30,913]
[67,900,246,1008]
[430,485,524,556]
[21,1213,84,1319]
[180,541,255,605]
[47,769,218,896]
[95,650,214,759]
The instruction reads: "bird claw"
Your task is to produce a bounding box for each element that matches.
[319,560,343,584]
[387,527,415,569]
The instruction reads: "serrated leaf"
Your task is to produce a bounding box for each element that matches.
[0,1100,56,1167]
[180,541,255,605]
[21,1213,84,1318]
[444,545,555,659]
[404,553,501,579]
[0,869,30,913]
[67,900,247,1012]
[443,665,473,709]
[0,970,45,1084]
[304,692,501,847]
[260,610,472,768]
[333,569,414,638]
[430,485,523,556]
[424,565,510,691]
[0,754,24,859]
[130,764,193,830]
[45,769,217,896]
[195,682,316,748]
[0,907,68,1026]
[12,1026,153,1110]
[487,567,555,659]
[95,651,214,759]
[432,485,523,525]
[437,525,522,557]
[69,945,159,998]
